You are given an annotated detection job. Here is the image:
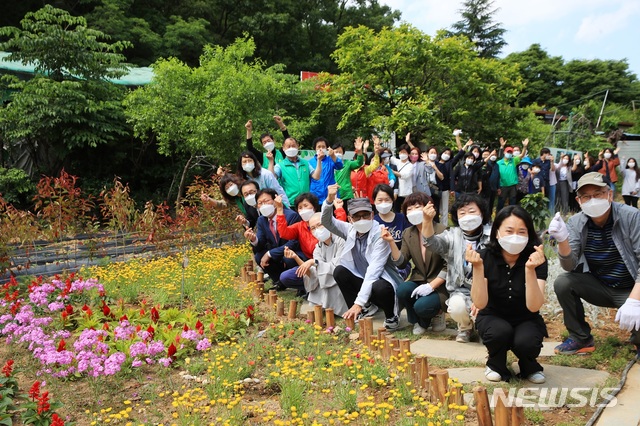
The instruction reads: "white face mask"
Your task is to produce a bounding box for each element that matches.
[245,193,257,206]
[375,202,393,215]
[406,210,424,225]
[299,208,314,222]
[580,197,610,218]
[263,141,275,152]
[490,155,497,162]
[335,153,343,160]
[458,214,483,232]
[498,233,529,255]
[521,164,529,170]
[441,154,451,161]
[428,153,438,161]
[226,184,239,197]
[532,168,540,174]
[604,152,612,159]
[473,152,479,159]
[352,219,373,234]
[574,158,581,164]
[284,147,299,158]
[513,151,521,156]
[399,153,409,161]
[317,148,328,156]
[504,153,513,159]
[312,227,331,242]
[259,204,275,217]
[629,162,636,168]
[242,162,255,173]
[562,158,569,165]
[465,158,474,166]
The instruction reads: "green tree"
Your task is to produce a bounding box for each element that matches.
[0,5,131,176]
[124,36,292,203]
[312,24,522,145]
[449,0,506,59]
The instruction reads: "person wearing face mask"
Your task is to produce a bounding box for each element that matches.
[549,172,640,357]
[528,165,545,195]
[350,138,382,204]
[275,193,320,296]
[467,205,548,383]
[245,116,290,169]
[236,151,290,207]
[496,139,530,211]
[569,154,585,212]
[532,147,556,214]
[245,189,303,290]
[554,154,574,215]
[373,184,410,253]
[308,137,344,204]
[591,147,621,192]
[284,213,349,316]
[423,146,445,214]
[619,157,640,207]
[451,152,483,198]
[385,192,448,335]
[389,143,414,212]
[422,194,490,343]
[435,131,470,224]
[322,184,405,330]
[515,157,533,203]
[332,139,365,206]
[404,133,432,197]
[480,149,500,220]
[272,137,320,203]
[380,150,398,195]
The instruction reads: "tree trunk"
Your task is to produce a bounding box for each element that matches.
[175,154,194,206]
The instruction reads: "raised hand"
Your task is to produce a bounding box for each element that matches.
[422,201,436,222]
[354,137,363,151]
[522,138,529,147]
[380,226,394,242]
[266,150,274,162]
[334,197,344,209]
[363,139,370,152]
[244,228,257,243]
[499,137,506,147]
[548,212,569,242]
[327,183,340,203]
[274,195,284,211]
[216,166,226,176]
[526,245,546,269]
[465,243,483,266]
[317,148,326,160]
[421,152,429,163]
[245,120,253,131]
[405,132,411,143]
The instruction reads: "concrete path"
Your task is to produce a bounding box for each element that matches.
[411,338,559,362]
[594,361,640,426]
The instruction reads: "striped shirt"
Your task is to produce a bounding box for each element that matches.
[584,215,635,288]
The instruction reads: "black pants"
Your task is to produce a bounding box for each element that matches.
[333,265,396,319]
[497,185,517,212]
[623,195,638,208]
[254,251,297,283]
[475,314,545,380]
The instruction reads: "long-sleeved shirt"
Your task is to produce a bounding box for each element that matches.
[246,128,290,169]
[389,157,413,197]
[274,157,312,203]
[335,153,364,201]
[309,154,343,204]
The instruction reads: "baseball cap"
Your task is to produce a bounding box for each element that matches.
[381,152,392,159]
[576,172,608,191]
[504,147,514,153]
[348,198,373,215]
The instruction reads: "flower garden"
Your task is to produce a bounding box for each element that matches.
[0,242,472,425]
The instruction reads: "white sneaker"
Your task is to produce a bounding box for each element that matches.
[413,323,427,336]
[430,312,446,332]
[456,329,471,343]
[484,367,502,382]
[527,371,546,384]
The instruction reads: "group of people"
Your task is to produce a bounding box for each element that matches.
[202,117,640,384]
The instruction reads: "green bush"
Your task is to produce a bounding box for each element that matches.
[0,167,35,207]
[520,192,551,232]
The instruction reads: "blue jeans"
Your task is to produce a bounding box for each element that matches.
[548,184,556,215]
[396,281,442,328]
[280,267,304,291]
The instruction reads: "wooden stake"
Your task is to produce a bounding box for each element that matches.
[268,290,277,306]
[419,356,429,390]
[307,311,315,323]
[345,317,355,330]
[288,300,298,319]
[473,386,493,426]
[361,317,374,348]
[248,271,257,284]
[257,271,264,282]
[429,369,449,404]
[276,299,285,316]
[511,405,524,426]
[494,388,511,426]
[325,308,335,328]
[314,305,324,328]
[399,339,411,357]
[377,327,387,341]
[383,334,393,360]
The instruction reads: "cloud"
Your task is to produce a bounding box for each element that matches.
[574,2,640,42]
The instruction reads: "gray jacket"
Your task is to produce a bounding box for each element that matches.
[559,202,640,282]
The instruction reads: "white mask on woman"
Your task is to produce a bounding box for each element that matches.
[562,158,569,165]
[604,152,612,159]
[399,153,409,161]
[406,210,424,225]
[299,208,315,222]
[628,162,636,168]
[226,184,239,197]
[458,214,483,232]
[242,162,255,173]
[263,141,275,152]
[498,234,529,255]
[312,227,331,242]
[465,158,474,166]
[375,202,393,215]
[441,153,451,161]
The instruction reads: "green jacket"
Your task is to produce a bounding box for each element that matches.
[497,156,521,187]
[335,154,364,200]
[277,157,311,202]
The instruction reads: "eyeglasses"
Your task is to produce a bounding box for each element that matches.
[351,212,372,221]
[577,190,608,202]
[256,198,274,207]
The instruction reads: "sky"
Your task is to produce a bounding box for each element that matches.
[380,0,640,79]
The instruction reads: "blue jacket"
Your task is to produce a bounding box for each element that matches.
[254,208,303,261]
[309,155,343,204]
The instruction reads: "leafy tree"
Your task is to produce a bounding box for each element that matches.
[449,0,506,59]
[0,5,131,176]
[562,59,640,105]
[312,24,523,145]
[124,36,292,203]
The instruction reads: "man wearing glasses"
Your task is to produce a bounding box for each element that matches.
[549,172,640,356]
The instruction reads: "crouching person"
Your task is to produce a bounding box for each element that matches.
[321,184,403,330]
[468,206,548,383]
[383,192,448,335]
[283,213,349,316]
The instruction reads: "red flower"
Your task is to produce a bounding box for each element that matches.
[28,381,40,400]
[81,304,92,317]
[246,305,255,321]
[61,311,68,320]
[150,307,159,323]
[183,324,189,331]
[119,314,128,321]
[65,305,73,315]
[51,413,65,426]
[37,391,50,414]
[101,302,111,317]
[2,360,14,377]
[102,323,110,331]
[140,308,145,316]
[167,343,177,359]
[195,320,203,331]
[57,339,66,352]
[146,325,155,340]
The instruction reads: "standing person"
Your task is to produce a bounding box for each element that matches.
[549,172,640,355]
[533,148,556,214]
[619,157,640,208]
[468,206,548,383]
[555,154,574,215]
[387,192,448,335]
[321,184,403,330]
[422,194,491,343]
[284,213,349,316]
[333,138,365,206]
[404,133,431,196]
[350,139,382,203]
[570,154,585,212]
[497,141,528,211]
[422,146,445,219]
[308,137,344,204]
[245,116,290,169]
[516,157,533,203]
[271,137,320,203]
[592,147,621,192]
[451,152,483,198]
[389,143,414,212]
[236,151,290,207]
[480,149,500,222]
[435,130,469,224]
[529,165,545,196]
